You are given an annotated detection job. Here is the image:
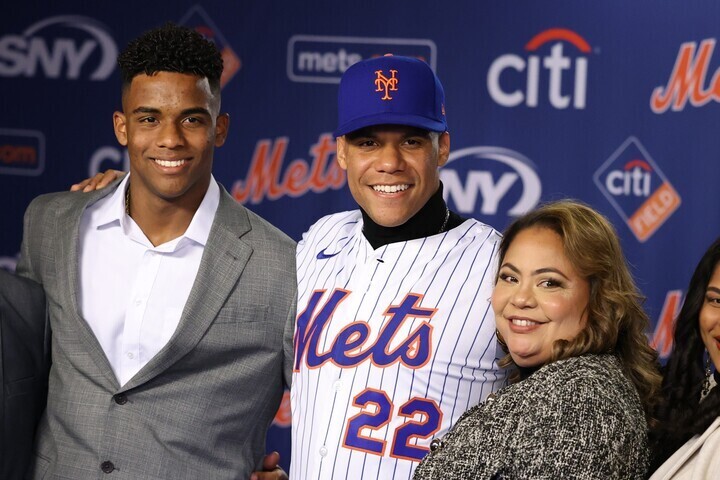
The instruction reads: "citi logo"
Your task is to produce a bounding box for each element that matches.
[487,28,592,109]
[605,160,652,197]
[0,15,117,80]
[440,146,542,217]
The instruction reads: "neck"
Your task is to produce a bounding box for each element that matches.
[126,178,208,247]
[361,182,464,249]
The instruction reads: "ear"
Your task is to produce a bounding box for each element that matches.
[214,113,230,147]
[113,111,128,146]
[437,132,450,167]
[336,136,348,170]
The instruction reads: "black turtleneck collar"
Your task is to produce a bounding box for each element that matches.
[361,182,466,250]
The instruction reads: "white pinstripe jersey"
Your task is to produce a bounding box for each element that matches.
[290,210,508,480]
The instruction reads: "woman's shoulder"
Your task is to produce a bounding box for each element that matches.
[520,354,643,415]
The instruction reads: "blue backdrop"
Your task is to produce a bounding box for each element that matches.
[2,0,718,470]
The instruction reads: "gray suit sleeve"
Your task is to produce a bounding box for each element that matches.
[16,198,42,283]
[282,283,297,389]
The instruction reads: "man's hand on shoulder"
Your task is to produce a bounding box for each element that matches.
[249,452,288,480]
[70,170,123,192]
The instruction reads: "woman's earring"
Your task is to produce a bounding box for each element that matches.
[701,349,713,399]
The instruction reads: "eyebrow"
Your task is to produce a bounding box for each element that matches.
[500,262,571,280]
[708,286,720,294]
[131,106,212,117]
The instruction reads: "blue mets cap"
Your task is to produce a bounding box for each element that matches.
[334,54,448,137]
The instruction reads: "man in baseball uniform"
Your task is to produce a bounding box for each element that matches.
[289,55,507,480]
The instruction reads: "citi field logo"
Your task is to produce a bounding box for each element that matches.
[0,15,116,80]
[440,146,542,219]
[651,38,720,113]
[0,128,45,176]
[287,35,436,84]
[179,5,241,88]
[375,69,398,100]
[487,28,592,109]
[594,137,681,242]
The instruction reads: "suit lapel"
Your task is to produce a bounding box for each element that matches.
[122,186,253,391]
[55,178,126,389]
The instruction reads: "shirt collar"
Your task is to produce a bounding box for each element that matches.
[94,173,220,248]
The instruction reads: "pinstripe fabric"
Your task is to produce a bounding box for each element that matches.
[291,210,508,480]
[17,179,297,480]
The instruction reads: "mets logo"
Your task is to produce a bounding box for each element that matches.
[375,69,398,100]
[593,137,681,242]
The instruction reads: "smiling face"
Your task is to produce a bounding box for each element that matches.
[113,71,229,210]
[336,125,449,227]
[492,226,590,368]
[699,264,720,371]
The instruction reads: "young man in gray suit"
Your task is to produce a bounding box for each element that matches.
[17,23,296,479]
[0,270,49,480]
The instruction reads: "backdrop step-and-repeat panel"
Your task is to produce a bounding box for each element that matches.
[2,0,718,469]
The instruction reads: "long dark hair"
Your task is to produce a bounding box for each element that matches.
[651,237,720,469]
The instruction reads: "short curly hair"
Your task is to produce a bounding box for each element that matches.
[117,22,223,94]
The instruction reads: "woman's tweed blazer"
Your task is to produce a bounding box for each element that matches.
[413,354,648,479]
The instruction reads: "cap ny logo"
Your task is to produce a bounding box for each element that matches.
[374,69,398,100]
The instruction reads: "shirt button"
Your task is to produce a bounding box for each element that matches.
[114,393,128,405]
[430,439,443,451]
[126,352,134,359]
[319,446,328,457]
[100,461,115,473]
[332,380,343,392]
[134,299,142,306]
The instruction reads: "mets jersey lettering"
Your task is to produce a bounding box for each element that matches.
[294,290,435,370]
[291,210,508,480]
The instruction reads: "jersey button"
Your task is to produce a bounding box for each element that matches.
[332,380,343,392]
[100,461,115,473]
[319,446,328,457]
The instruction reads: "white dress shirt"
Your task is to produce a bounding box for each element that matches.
[78,174,220,386]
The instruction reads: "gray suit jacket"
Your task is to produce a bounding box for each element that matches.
[17,179,297,480]
[0,270,49,480]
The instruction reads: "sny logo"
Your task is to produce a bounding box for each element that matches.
[594,137,681,242]
[441,146,542,221]
[375,69,398,100]
[487,28,592,109]
[651,38,720,113]
[0,15,117,80]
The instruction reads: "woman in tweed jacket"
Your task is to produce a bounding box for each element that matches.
[414,200,662,480]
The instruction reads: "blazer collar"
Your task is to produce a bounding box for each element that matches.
[121,183,253,391]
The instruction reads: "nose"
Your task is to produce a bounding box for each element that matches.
[373,144,405,173]
[157,121,184,148]
[509,282,536,309]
